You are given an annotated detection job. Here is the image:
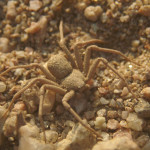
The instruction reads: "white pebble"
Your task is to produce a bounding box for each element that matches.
[126,113,144,131]
[94,117,106,129]
[84,6,103,22]
[0,82,6,93]
[100,97,109,105]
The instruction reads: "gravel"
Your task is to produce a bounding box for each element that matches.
[0,0,150,150]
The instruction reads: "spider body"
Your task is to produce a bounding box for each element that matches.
[0,21,139,143]
[47,53,85,91]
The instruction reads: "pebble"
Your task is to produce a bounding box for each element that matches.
[107,110,118,119]
[3,115,18,137]
[142,140,150,150]
[121,111,129,119]
[136,135,149,148]
[92,136,140,150]
[99,97,109,105]
[141,87,150,100]
[0,82,6,93]
[0,37,10,53]
[6,1,17,19]
[40,130,58,143]
[84,111,95,120]
[42,90,55,115]
[119,120,128,128]
[121,87,129,97]
[138,5,150,17]
[29,0,43,11]
[97,108,106,117]
[18,124,55,150]
[25,16,47,34]
[107,119,119,130]
[84,6,103,22]
[56,121,96,150]
[126,113,144,131]
[94,116,106,130]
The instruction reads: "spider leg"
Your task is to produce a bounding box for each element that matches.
[62,90,102,139]
[0,78,58,120]
[85,57,139,100]
[59,20,77,68]
[83,45,140,75]
[0,63,56,81]
[71,39,106,72]
[39,84,66,143]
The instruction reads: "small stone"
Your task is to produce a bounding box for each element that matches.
[0,37,10,52]
[97,109,106,117]
[29,0,43,11]
[132,40,140,48]
[121,111,129,119]
[94,116,106,130]
[84,6,103,22]
[99,97,109,105]
[57,121,96,150]
[40,130,58,143]
[0,82,6,93]
[6,1,17,19]
[136,135,149,148]
[121,87,129,97]
[84,111,95,120]
[92,136,140,150]
[142,140,150,150]
[109,99,117,108]
[141,87,150,100]
[3,115,18,137]
[126,113,144,131]
[107,110,118,119]
[119,120,128,128]
[139,5,150,17]
[107,119,119,130]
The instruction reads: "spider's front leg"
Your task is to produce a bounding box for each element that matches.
[39,84,66,143]
[62,90,102,139]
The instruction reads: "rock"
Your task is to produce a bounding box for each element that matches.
[6,1,17,19]
[94,116,106,130]
[84,6,103,22]
[56,121,96,150]
[107,110,118,119]
[107,119,119,130]
[138,5,150,17]
[18,124,55,150]
[121,87,129,97]
[99,97,109,105]
[141,87,150,100]
[42,90,55,115]
[142,140,150,150]
[40,130,58,143]
[92,136,140,150]
[29,0,43,11]
[0,82,6,93]
[126,113,144,131]
[135,135,149,148]
[3,115,18,137]
[84,111,95,120]
[0,37,10,52]
[134,99,150,118]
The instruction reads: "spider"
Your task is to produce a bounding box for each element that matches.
[0,21,138,142]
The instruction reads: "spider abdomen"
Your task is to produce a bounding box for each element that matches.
[61,69,85,91]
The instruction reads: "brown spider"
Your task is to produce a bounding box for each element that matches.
[0,21,138,142]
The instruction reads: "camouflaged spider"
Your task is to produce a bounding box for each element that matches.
[0,21,138,142]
